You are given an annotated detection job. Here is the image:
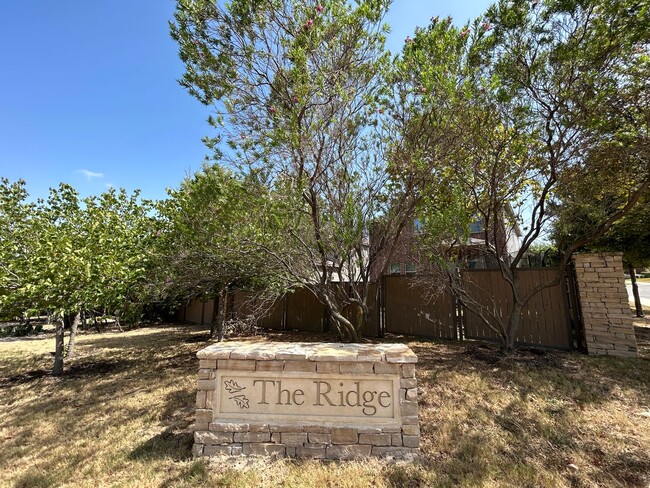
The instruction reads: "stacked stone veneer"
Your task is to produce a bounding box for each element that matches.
[573,252,637,358]
[193,342,419,459]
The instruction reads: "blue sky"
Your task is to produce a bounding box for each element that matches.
[0,0,492,202]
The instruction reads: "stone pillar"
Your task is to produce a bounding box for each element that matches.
[573,252,637,358]
[193,342,419,459]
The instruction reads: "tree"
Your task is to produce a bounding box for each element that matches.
[171,0,416,341]
[608,200,650,317]
[392,0,649,350]
[77,188,156,327]
[0,179,155,374]
[153,164,288,339]
[26,184,85,374]
[554,190,650,317]
[0,179,36,320]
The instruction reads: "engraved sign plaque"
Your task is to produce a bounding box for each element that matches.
[216,371,400,424]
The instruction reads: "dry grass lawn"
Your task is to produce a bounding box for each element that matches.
[1,313,649,488]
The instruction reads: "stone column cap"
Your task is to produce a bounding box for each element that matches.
[197,341,417,364]
[573,251,624,259]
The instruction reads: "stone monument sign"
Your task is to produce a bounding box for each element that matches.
[193,342,419,459]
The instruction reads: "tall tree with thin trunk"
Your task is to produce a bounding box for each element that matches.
[171,0,416,341]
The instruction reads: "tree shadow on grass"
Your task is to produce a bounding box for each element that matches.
[384,463,431,488]
[608,449,650,487]
[65,358,132,377]
[129,388,196,461]
[156,352,197,371]
[160,387,196,423]
[0,368,50,387]
[0,358,134,389]
[183,332,212,344]
[129,428,194,462]
[76,324,209,351]
[11,469,59,488]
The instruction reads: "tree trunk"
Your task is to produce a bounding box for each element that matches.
[210,294,220,339]
[353,302,365,337]
[66,312,81,358]
[629,265,644,317]
[215,288,228,342]
[53,317,65,376]
[329,305,359,342]
[319,292,359,342]
[504,301,523,353]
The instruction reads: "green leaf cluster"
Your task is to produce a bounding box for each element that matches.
[0,179,155,321]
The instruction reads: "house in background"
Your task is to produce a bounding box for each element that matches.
[372,211,523,277]
[462,212,523,269]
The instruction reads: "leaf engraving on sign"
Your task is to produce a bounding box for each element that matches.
[231,394,249,409]
[224,379,245,394]
[224,380,249,409]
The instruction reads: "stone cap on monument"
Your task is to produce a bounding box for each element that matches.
[196,341,418,364]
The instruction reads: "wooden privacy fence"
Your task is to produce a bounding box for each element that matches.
[219,285,380,337]
[257,288,326,333]
[183,267,579,350]
[379,269,574,349]
[382,275,457,339]
[460,268,575,350]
